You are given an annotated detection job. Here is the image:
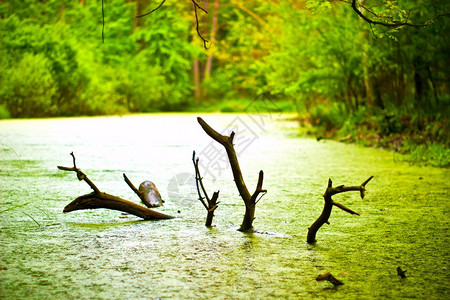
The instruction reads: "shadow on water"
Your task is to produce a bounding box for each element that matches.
[0,114,449,299]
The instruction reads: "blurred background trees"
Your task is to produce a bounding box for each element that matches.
[0,0,448,165]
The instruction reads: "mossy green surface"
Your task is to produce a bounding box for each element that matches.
[0,114,449,299]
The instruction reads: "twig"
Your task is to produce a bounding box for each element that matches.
[102,0,105,43]
[350,0,450,28]
[316,272,344,286]
[192,151,220,226]
[192,0,210,49]
[307,176,373,244]
[57,152,100,193]
[135,0,209,49]
[136,0,166,18]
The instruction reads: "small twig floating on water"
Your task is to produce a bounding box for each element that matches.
[397,266,407,279]
[316,272,344,286]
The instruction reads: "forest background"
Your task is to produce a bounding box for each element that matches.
[0,0,449,166]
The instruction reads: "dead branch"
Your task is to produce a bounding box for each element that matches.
[349,0,450,28]
[192,0,210,49]
[197,117,266,231]
[397,267,407,279]
[307,176,373,244]
[134,0,210,49]
[58,152,173,220]
[192,151,220,227]
[316,272,344,286]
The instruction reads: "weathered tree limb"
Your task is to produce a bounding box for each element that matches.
[316,272,344,286]
[192,151,220,227]
[307,176,373,244]
[197,117,266,231]
[192,0,210,49]
[134,0,210,49]
[63,192,172,220]
[58,152,173,220]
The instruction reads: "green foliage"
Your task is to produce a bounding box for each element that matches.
[402,140,450,168]
[131,1,194,110]
[0,0,195,116]
[0,52,56,117]
[0,0,448,167]
[0,104,11,119]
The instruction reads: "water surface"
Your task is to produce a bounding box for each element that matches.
[1,114,449,299]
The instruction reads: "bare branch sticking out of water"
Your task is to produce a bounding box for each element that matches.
[197,117,266,231]
[192,151,220,227]
[58,152,173,220]
[307,176,373,244]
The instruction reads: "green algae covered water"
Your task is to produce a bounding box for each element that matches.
[0,114,449,299]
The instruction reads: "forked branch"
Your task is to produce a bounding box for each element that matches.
[307,176,373,244]
[197,117,266,231]
[135,0,210,49]
[192,151,220,227]
[58,152,173,220]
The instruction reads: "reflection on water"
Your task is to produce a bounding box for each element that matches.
[0,114,449,299]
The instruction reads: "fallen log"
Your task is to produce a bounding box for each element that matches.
[58,152,173,220]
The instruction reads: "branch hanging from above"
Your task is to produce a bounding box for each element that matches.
[134,0,210,49]
[57,152,100,193]
[192,0,210,49]
[136,0,167,18]
[102,0,105,43]
[307,176,373,244]
[349,0,450,28]
[58,152,173,220]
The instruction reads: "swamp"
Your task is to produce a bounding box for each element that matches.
[0,114,448,299]
[1,0,449,298]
